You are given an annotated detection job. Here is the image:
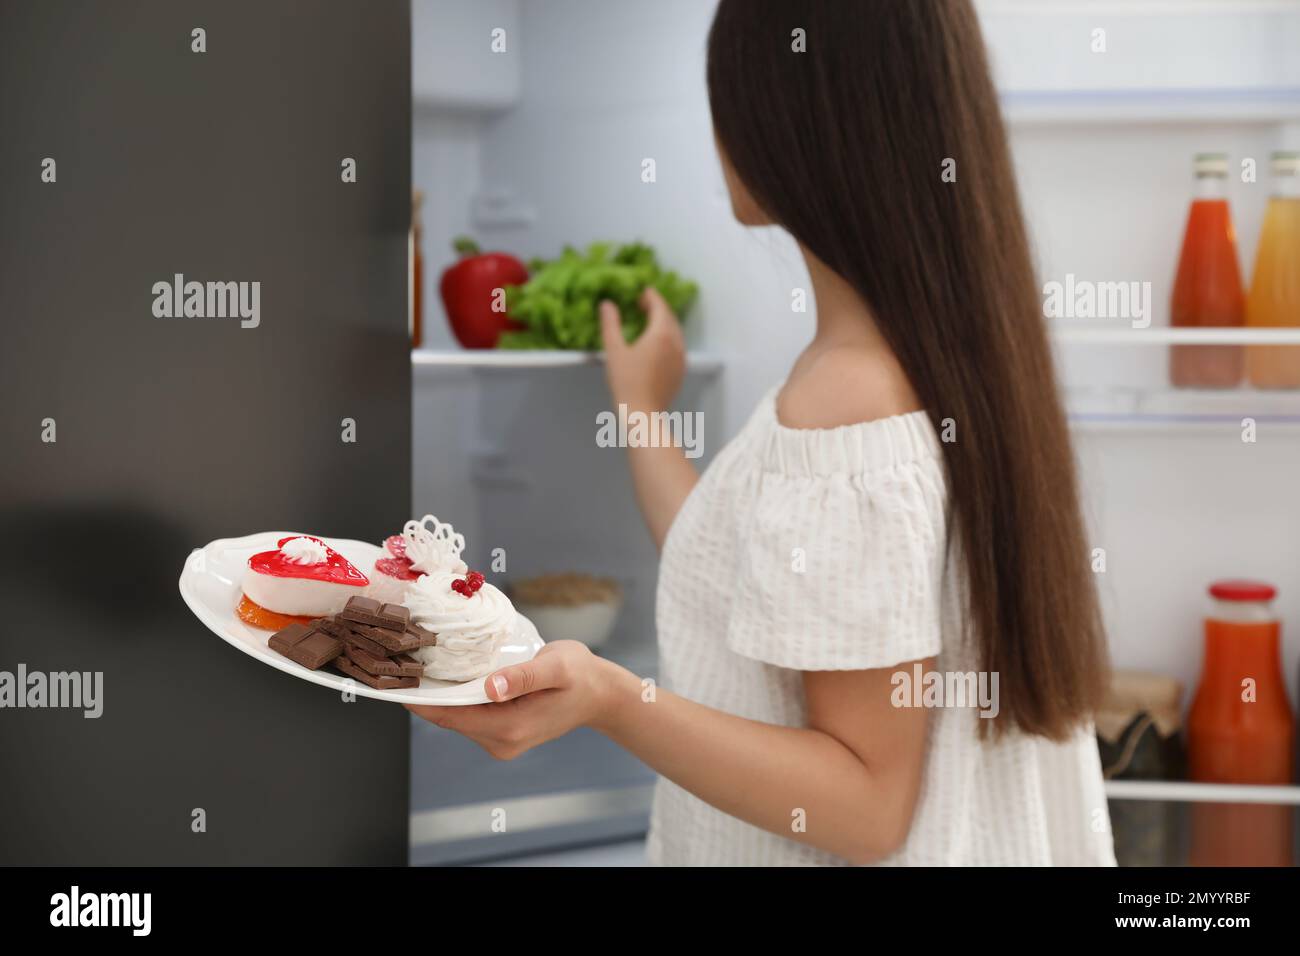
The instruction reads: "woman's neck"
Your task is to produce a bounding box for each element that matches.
[784,244,922,422]
[801,245,886,351]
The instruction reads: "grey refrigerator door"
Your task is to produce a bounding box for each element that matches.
[0,0,412,864]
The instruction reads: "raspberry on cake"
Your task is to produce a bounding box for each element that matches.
[405,568,515,682]
[238,535,369,630]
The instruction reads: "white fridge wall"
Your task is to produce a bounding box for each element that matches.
[981,0,1300,92]
[413,1,1300,707]
[472,0,814,437]
[413,112,483,352]
[412,0,520,109]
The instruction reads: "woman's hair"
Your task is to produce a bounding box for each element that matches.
[707,0,1107,739]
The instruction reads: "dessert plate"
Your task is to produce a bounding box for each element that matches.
[179,531,543,705]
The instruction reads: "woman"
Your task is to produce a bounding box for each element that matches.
[410,0,1114,866]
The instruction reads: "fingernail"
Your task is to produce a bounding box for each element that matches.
[491,674,508,698]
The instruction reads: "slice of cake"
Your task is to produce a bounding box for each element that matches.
[238,535,369,630]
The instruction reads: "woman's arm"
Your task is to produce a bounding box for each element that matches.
[599,289,698,549]
[408,643,933,864]
[601,657,933,862]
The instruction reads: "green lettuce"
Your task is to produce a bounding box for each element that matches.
[498,241,697,350]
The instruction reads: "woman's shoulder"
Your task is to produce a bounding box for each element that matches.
[738,347,942,482]
[776,343,922,430]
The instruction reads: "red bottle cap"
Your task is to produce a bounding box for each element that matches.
[1208,580,1277,602]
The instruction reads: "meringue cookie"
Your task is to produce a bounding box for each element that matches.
[404,570,515,682]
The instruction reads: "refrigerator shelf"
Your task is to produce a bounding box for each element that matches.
[1066,385,1300,431]
[1056,326,1300,346]
[1106,780,1300,806]
[1055,327,1300,345]
[1003,87,1300,127]
[413,349,724,373]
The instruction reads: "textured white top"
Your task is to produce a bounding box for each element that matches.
[647,388,1116,866]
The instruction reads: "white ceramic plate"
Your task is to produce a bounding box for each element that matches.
[178,531,543,705]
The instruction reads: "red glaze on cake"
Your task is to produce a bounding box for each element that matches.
[370,553,420,603]
[375,556,420,581]
[249,535,370,586]
[240,535,369,625]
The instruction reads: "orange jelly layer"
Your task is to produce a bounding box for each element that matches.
[237,594,316,631]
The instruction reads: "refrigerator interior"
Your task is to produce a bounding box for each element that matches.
[409,0,1300,864]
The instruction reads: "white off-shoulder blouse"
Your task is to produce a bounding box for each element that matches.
[647,387,1116,866]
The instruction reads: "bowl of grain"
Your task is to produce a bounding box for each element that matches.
[508,573,623,649]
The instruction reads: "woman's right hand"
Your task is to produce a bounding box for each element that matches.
[599,286,698,550]
[600,287,686,413]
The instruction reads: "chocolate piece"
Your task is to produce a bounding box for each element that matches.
[313,616,354,640]
[314,614,398,657]
[338,597,409,630]
[344,642,424,678]
[341,642,393,675]
[390,653,425,678]
[353,622,423,653]
[339,595,381,617]
[377,602,411,627]
[269,622,312,649]
[406,622,438,647]
[334,625,392,660]
[333,654,420,689]
[269,623,343,670]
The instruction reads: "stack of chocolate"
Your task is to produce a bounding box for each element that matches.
[268,596,436,690]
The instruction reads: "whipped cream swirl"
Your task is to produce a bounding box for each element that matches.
[402,514,467,576]
[280,536,328,565]
[404,571,515,682]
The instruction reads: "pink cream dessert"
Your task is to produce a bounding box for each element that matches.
[368,534,421,604]
[369,515,467,603]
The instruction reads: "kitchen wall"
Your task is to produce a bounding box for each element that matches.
[413,0,1300,703]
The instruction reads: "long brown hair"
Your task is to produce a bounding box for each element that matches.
[707,0,1107,739]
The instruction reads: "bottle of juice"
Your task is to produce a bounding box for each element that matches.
[1170,154,1246,388]
[1246,152,1300,388]
[1186,580,1295,867]
[411,189,424,349]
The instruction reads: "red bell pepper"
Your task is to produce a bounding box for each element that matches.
[438,237,528,349]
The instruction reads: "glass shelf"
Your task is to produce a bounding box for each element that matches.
[1002,87,1300,126]
[412,349,724,373]
[1067,386,1300,430]
[1056,326,1300,346]
[1106,780,1300,805]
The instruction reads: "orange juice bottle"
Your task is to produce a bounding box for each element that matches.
[1170,154,1246,388]
[1186,580,1295,867]
[1246,152,1300,388]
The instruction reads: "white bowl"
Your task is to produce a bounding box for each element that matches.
[513,598,622,649]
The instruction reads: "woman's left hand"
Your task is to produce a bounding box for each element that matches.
[405,641,630,760]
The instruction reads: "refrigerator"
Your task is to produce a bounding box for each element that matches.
[408,0,1300,865]
[0,0,412,865]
